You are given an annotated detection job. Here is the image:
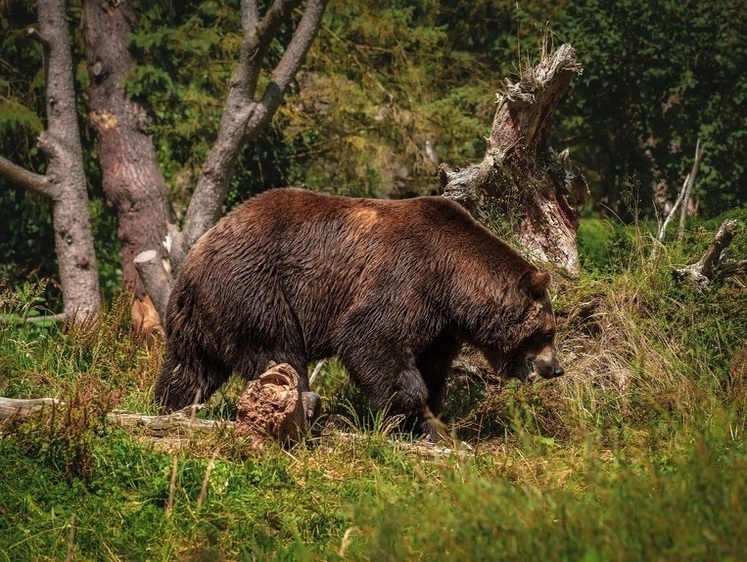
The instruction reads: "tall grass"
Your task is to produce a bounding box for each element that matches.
[1,216,747,560]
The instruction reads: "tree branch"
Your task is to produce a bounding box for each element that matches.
[0,155,59,199]
[172,0,328,269]
[237,0,301,99]
[241,0,260,33]
[252,0,328,134]
[650,172,689,261]
[677,139,704,242]
[27,26,51,49]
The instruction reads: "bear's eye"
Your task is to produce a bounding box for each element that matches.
[541,329,556,342]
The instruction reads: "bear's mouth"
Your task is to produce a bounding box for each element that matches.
[521,359,537,382]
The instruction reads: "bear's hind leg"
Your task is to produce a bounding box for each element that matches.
[416,331,462,416]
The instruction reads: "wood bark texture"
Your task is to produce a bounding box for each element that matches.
[234,363,309,449]
[0,0,101,321]
[441,44,586,275]
[83,0,173,324]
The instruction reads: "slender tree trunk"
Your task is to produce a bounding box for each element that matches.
[171,0,329,269]
[440,44,587,275]
[0,0,100,321]
[82,0,172,329]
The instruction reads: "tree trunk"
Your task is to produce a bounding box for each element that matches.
[0,0,100,322]
[440,44,586,275]
[80,0,328,325]
[83,0,173,329]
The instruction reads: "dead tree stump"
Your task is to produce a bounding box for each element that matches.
[440,43,587,275]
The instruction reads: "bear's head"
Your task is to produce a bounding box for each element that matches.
[512,270,563,381]
[480,269,564,381]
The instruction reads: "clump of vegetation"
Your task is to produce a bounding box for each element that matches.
[1,217,747,559]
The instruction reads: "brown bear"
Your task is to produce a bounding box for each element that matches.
[155,188,563,436]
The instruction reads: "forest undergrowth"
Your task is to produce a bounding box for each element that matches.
[1,215,747,561]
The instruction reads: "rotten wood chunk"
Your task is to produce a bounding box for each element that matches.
[234,363,314,449]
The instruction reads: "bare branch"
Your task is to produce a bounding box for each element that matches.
[254,0,301,48]
[241,0,260,34]
[237,0,301,98]
[0,155,59,199]
[253,0,328,131]
[677,139,705,242]
[174,0,328,269]
[650,172,689,261]
[27,26,50,49]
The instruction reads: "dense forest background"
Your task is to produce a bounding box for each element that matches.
[2,0,746,302]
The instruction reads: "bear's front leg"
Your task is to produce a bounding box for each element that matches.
[341,349,435,435]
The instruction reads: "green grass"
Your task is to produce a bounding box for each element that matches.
[2,218,747,561]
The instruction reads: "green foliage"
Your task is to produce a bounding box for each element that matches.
[277,0,512,198]
[351,424,747,561]
[555,0,747,216]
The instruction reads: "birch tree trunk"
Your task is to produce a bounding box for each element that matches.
[440,44,587,275]
[0,0,100,321]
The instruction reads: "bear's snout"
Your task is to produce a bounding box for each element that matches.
[529,345,563,380]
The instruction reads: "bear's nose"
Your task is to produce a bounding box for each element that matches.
[553,366,564,377]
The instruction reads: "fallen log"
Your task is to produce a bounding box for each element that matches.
[1,365,473,456]
[0,397,61,419]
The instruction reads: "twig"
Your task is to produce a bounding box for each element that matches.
[65,515,75,562]
[196,451,219,511]
[166,456,178,516]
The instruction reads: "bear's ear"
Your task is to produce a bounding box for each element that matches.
[522,270,552,299]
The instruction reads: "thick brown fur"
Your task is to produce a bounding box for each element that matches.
[155,188,562,433]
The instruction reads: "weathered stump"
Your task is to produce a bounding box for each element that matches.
[234,363,316,449]
[441,43,587,275]
[674,219,747,289]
